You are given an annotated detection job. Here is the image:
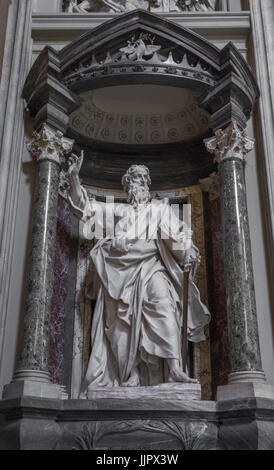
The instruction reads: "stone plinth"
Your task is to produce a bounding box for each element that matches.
[217,382,274,401]
[87,383,201,401]
[2,370,68,400]
[1,396,274,450]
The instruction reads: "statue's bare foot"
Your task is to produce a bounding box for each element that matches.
[168,368,198,384]
[121,370,140,387]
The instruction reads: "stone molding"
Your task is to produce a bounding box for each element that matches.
[22,47,79,133]
[1,396,274,450]
[204,121,255,163]
[31,12,251,48]
[87,383,202,400]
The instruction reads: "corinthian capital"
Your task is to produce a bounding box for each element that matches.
[204,122,255,164]
[27,124,74,165]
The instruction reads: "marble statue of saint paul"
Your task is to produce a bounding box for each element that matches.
[68,158,210,397]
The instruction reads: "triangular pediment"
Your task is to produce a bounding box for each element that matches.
[60,9,220,72]
[22,9,259,136]
[59,10,221,93]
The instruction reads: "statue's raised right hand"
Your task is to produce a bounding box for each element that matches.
[68,150,84,178]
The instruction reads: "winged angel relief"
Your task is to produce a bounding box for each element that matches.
[119,34,162,61]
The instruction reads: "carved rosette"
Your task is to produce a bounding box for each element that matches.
[204,122,255,164]
[27,124,74,166]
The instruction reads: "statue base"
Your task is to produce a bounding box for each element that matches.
[1,395,274,449]
[87,382,201,401]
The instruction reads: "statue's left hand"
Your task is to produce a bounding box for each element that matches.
[183,247,201,269]
[112,237,132,253]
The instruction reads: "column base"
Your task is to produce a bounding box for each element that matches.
[228,370,266,384]
[217,382,274,401]
[217,370,274,401]
[2,369,68,400]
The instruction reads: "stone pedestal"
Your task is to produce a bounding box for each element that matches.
[1,396,274,450]
[3,371,67,400]
[87,383,201,401]
[217,382,274,401]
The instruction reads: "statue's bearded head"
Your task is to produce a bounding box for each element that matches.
[122,165,151,208]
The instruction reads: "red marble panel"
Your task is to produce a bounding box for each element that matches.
[210,198,230,386]
[49,196,72,385]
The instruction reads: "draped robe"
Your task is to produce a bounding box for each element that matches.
[69,189,210,396]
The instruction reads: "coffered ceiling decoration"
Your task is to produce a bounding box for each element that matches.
[69,86,210,145]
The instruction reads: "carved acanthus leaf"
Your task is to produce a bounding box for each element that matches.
[27,124,74,165]
[204,122,255,164]
[56,420,220,450]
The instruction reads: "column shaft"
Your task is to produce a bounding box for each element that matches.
[205,122,266,385]
[3,124,74,398]
[17,160,60,373]
[219,158,262,374]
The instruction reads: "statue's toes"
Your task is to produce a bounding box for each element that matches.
[121,381,129,387]
[188,378,199,384]
[121,377,140,387]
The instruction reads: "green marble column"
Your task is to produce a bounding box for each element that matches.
[205,122,266,385]
[4,124,73,399]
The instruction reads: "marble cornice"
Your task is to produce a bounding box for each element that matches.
[31,12,251,42]
[1,396,274,422]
